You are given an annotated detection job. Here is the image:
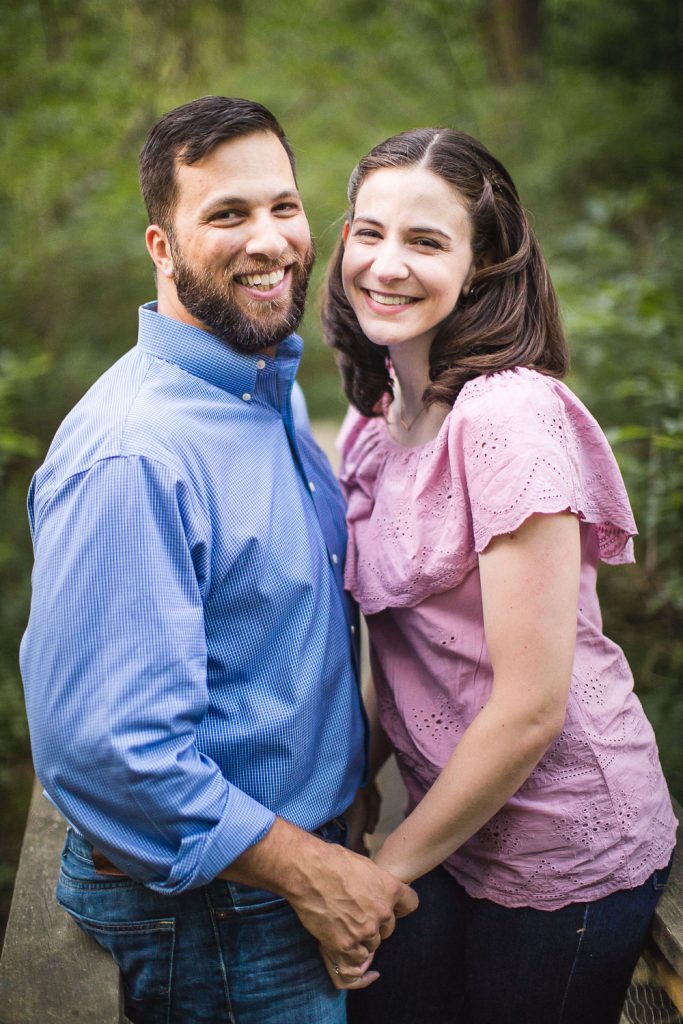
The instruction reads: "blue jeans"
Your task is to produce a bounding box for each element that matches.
[348,861,672,1024]
[56,827,346,1024]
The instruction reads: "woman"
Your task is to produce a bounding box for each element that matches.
[322,128,677,1024]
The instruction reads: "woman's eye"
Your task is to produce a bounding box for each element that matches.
[413,237,441,249]
[353,229,381,240]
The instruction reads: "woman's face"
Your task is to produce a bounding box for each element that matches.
[341,166,475,354]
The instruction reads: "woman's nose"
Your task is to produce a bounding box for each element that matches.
[372,243,410,282]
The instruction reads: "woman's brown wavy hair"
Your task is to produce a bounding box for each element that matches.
[322,128,568,416]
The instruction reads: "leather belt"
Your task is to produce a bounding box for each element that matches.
[92,816,347,877]
[92,848,127,876]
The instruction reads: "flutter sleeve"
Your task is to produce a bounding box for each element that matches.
[456,368,637,562]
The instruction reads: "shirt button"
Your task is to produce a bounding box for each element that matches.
[308,481,316,492]
[331,553,339,564]
[242,392,251,402]
[256,359,266,370]
[350,624,356,635]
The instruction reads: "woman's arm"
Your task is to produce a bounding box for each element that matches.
[373,510,581,883]
[344,674,393,853]
[364,675,394,780]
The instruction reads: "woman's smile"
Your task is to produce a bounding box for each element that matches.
[364,288,421,310]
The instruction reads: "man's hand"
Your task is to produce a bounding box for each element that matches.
[219,816,418,984]
[283,835,417,979]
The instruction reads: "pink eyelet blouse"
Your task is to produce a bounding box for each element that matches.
[339,367,677,909]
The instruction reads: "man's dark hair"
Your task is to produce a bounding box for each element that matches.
[322,127,568,416]
[139,95,296,231]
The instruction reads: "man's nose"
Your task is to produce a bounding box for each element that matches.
[245,215,288,261]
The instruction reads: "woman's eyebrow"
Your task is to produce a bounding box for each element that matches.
[352,215,384,227]
[353,215,451,240]
[408,225,452,240]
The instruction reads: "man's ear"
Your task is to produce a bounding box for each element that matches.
[342,220,350,245]
[145,225,174,279]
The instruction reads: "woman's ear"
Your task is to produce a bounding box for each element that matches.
[462,262,476,297]
[342,220,350,245]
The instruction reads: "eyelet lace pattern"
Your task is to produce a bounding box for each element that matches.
[340,368,677,909]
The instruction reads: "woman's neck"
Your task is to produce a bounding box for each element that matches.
[387,342,431,421]
[386,340,450,446]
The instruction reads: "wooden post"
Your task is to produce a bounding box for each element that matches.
[0,778,123,1024]
[646,798,683,1013]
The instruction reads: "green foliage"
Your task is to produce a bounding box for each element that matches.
[555,204,683,796]
[1,0,681,931]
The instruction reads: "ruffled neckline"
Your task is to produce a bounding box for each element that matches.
[339,369,637,615]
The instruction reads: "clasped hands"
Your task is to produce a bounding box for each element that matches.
[310,782,417,991]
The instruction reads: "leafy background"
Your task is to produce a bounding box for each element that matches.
[1,0,681,940]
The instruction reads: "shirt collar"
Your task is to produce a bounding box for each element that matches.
[137,302,303,398]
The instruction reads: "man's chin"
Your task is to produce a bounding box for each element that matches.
[205,310,301,355]
[173,266,309,355]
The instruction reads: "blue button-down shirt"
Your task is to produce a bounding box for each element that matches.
[20,304,365,894]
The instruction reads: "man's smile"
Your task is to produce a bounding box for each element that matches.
[235,266,287,290]
[232,264,294,301]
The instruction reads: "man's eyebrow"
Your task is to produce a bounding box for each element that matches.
[353,215,451,240]
[203,189,301,212]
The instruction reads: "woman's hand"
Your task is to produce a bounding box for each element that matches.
[319,943,380,990]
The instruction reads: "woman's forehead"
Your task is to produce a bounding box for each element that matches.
[354,166,470,229]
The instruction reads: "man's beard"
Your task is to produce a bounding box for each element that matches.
[171,243,315,355]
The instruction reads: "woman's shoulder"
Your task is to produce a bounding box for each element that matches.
[457,366,577,413]
[336,404,379,457]
[452,367,636,562]
[453,367,604,446]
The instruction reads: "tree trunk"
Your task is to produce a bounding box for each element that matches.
[488,0,544,82]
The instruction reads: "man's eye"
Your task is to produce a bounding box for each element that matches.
[211,210,241,222]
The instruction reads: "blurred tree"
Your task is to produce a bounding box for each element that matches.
[486,0,544,81]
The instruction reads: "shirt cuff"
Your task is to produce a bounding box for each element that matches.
[151,787,277,894]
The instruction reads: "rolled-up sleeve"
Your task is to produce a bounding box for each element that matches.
[20,454,275,893]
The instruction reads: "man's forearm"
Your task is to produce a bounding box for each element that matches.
[218,815,418,976]
[218,815,323,896]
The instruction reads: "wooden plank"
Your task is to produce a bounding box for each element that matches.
[651,797,683,983]
[644,943,683,1014]
[0,778,123,1024]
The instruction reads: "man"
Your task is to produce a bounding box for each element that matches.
[20,96,417,1024]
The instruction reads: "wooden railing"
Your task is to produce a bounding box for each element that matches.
[0,780,123,1023]
[638,807,683,1018]
[0,778,681,1023]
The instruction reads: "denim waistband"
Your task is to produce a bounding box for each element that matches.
[69,813,348,877]
[311,816,347,845]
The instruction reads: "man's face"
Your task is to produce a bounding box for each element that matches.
[167,132,314,354]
